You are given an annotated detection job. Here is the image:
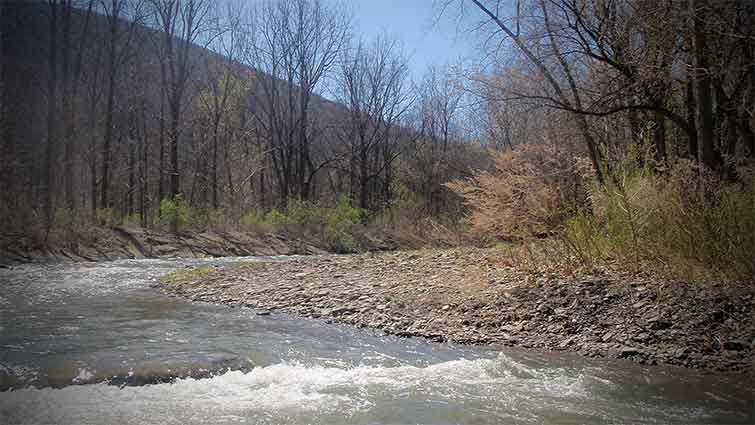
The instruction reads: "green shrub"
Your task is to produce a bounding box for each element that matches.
[159,195,190,230]
[207,208,235,230]
[54,207,90,230]
[323,195,364,253]
[264,208,288,225]
[287,199,327,227]
[122,214,142,228]
[241,210,266,227]
[95,207,116,227]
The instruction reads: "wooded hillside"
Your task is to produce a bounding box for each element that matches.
[0,0,480,239]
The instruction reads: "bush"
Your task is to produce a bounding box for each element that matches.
[264,208,288,225]
[159,195,190,230]
[241,210,266,227]
[122,214,142,228]
[95,207,116,227]
[323,195,364,253]
[54,207,89,230]
[561,160,755,279]
[446,144,590,241]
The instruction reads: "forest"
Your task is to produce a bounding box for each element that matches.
[1,0,754,279]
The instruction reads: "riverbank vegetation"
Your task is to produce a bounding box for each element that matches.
[2,1,754,280]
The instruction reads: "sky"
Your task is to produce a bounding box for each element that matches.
[329,0,478,83]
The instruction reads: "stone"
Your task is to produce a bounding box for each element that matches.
[618,347,642,358]
[722,340,746,351]
[649,320,672,331]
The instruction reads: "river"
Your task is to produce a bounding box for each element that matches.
[0,257,752,424]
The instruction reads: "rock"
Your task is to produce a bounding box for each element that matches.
[649,320,672,330]
[327,306,356,317]
[558,336,575,349]
[722,340,746,351]
[618,347,642,358]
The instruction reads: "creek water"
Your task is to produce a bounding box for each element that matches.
[0,257,752,424]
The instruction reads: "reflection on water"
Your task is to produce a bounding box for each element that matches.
[0,258,752,424]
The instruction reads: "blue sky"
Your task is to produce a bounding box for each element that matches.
[331,0,477,83]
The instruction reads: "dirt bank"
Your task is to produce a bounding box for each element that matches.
[0,226,349,266]
[160,248,754,373]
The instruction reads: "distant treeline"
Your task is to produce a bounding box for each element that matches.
[0,0,482,236]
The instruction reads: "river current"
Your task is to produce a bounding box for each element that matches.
[0,257,752,424]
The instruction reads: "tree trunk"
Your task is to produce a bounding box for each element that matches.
[741,118,755,158]
[653,109,667,164]
[61,0,74,210]
[259,169,266,211]
[44,0,59,236]
[0,0,8,228]
[685,78,699,160]
[100,14,117,211]
[140,112,148,227]
[212,119,219,209]
[128,139,135,217]
[168,94,180,233]
[689,0,718,171]
[89,88,97,218]
[359,147,369,211]
[169,98,180,199]
[724,112,738,181]
[158,62,166,207]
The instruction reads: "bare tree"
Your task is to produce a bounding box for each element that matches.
[60,1,94,211]
[414,66,463,215]
[151,0,212,230]
[0,0,6,227]
[44,0,59,235]
[99,0,143,213]
[198,0,245,210]
[336,36,412,210]
[246,0,349,207]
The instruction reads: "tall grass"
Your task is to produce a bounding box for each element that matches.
[449,145,754,280]
[561,160,755,280]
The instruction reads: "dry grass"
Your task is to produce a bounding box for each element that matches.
[446,144,590,242]
[448,144,755,281]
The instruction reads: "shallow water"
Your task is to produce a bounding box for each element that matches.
[0,258,752,424]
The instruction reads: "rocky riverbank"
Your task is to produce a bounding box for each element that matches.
[160,248,754,373]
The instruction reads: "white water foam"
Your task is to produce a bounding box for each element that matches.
[0,353,593,424]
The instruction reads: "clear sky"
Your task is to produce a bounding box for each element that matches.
[331,0,477,83]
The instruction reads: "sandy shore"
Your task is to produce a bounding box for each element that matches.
[160,248,754,372]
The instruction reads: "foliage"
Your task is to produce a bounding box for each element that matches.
[159,195,190,230]
[121,214,143,228]
[323,195,364,253]
[241,210,266,226]
[240,196,366,252]
[95,208,116,227]
[263,208,289,226]
[561,161,755,280]
[54,208,89,231]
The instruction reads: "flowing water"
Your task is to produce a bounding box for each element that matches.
[0,257,752,424]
